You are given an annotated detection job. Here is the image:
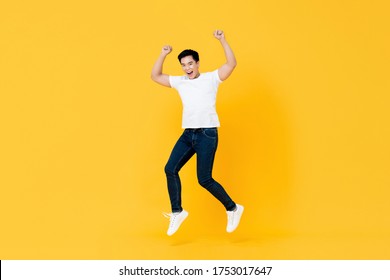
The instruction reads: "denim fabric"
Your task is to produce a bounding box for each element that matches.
[164,128,236,212]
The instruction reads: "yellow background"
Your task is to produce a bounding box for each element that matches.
[1,0,389,259]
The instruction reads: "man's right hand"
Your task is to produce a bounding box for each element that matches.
[151,45,172,87]
[162,45,173,56]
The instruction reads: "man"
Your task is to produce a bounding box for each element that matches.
[151,30,243,236]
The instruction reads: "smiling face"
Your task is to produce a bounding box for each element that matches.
[180,55,200,79]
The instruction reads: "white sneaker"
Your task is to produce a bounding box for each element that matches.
[226,204,244,233]
[163,210,189,236]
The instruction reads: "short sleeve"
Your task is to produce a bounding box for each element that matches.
[212,69,222,87]
[169,75,180,89]
[213,69,222,84]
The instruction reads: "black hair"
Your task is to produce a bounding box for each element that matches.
[178,49,199,63]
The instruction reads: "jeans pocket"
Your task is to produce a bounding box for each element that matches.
[202,128,217,139]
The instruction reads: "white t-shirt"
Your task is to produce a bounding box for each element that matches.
[169,70,222,128]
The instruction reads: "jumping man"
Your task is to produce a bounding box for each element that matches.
[151,30,244,236]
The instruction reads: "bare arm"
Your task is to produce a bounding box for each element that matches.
[214,30,237,81]
[151,45,172,87]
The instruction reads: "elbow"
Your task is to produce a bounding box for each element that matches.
[227,60,237,69]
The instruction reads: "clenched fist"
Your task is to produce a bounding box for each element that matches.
[161,45,173,56]
[213,30,225,40]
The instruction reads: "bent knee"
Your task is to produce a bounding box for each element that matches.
[164,163,178,176]
[198,176,214,188]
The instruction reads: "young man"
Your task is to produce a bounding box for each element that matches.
[151,30,244,236]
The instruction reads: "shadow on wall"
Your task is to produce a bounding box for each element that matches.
[214,71,294,236]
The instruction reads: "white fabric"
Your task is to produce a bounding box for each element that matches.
[169,70,222,128]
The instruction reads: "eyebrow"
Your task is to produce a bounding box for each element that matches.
[181,61,194,66]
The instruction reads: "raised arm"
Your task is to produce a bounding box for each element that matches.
[214,30,237,81]
[151,45,172,87]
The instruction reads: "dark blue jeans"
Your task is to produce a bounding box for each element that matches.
[164,128,236,213]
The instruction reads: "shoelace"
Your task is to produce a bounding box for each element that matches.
[162,212,172,219]
[163,212,178,228]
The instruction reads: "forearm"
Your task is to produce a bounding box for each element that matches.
[220,38,237,68]
[151,47,171,87]
[151,54,167,79]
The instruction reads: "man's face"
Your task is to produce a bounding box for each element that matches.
[180,55,200,79]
